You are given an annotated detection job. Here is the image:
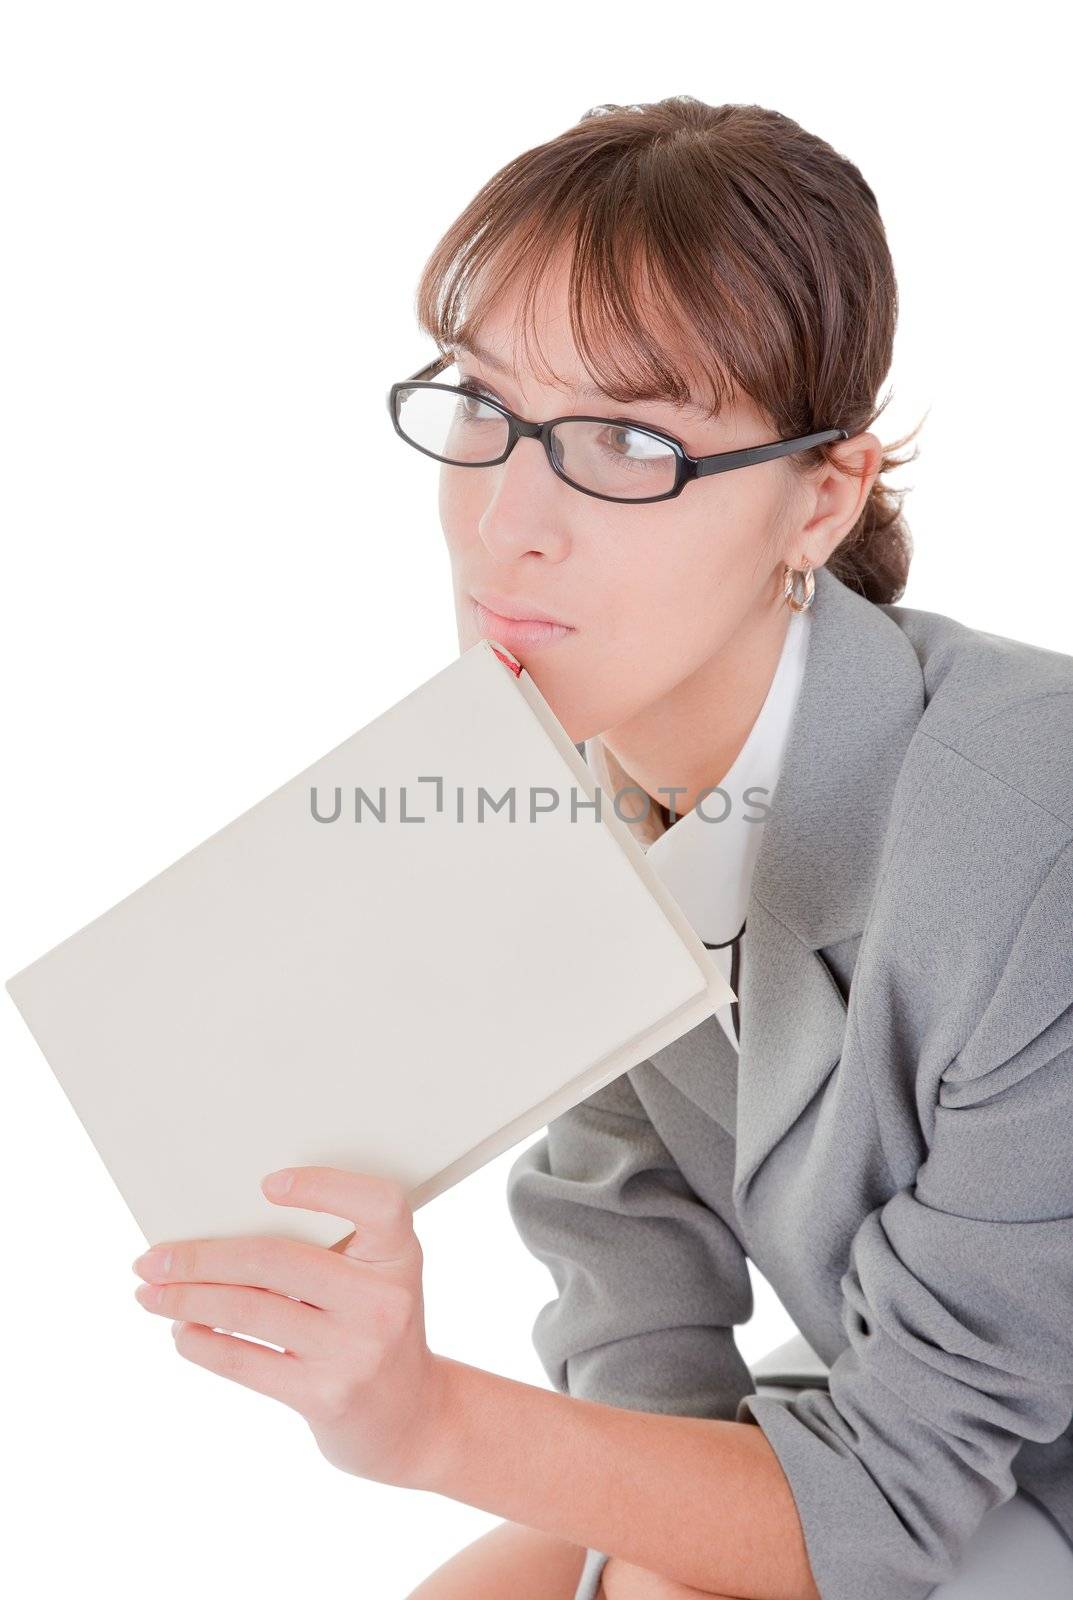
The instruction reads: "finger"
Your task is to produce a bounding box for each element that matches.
[133,1231,349,1311]
[260,1167,417,1267]
[135,1278,330,1356]
[169,1318,307,1412]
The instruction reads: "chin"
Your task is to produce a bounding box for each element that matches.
[526,675,629,748]
[515,666,590,743]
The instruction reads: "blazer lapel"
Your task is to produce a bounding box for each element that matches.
[730,565,927,1210]
[731,900,849,1206]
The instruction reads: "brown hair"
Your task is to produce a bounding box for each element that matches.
[414,97,925,604]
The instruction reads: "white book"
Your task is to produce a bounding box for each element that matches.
[6,638,734,1250]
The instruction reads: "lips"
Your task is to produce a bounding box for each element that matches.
[471,598,575,650]
[471,591,572,627]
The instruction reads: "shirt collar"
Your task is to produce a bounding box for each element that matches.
[583,605,812,945]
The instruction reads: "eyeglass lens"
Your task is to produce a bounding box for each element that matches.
[394,381,679,501]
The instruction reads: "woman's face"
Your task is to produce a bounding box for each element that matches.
[440,264,814,746]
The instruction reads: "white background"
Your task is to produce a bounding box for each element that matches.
[1,5,1069,1597]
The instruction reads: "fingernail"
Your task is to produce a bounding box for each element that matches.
[262,1169,294,1195]
[133,1248,172,1275]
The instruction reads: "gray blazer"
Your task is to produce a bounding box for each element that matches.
[506,563,1073,1600]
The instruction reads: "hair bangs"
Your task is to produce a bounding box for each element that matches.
[415,165,737,421]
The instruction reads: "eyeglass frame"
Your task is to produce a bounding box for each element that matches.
[387,351,849,506]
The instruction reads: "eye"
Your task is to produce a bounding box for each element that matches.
[602,424,671,459]
[457,373,504,407]
[593,422,675,473]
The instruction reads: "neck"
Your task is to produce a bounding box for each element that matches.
[601,600,791,820]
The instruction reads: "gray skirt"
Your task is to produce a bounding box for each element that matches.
[572,1486,1073,1599]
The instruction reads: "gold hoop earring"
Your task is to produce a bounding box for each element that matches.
[782,560,815,613]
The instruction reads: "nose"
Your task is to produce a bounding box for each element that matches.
[476,433,573,563]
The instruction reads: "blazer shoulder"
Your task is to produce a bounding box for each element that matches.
[882,600,1073,828]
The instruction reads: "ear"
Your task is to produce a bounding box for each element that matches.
[787,430,886,570]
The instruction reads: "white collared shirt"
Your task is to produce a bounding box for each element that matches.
[584,605,812,1052]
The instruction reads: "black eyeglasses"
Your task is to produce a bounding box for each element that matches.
[387,351,848,506]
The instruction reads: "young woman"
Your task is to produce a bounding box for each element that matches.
[397,98,1073,1599]
[133,98,1073,1600]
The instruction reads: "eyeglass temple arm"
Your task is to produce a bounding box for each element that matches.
[695,428,848,476]
[410,352,455,382]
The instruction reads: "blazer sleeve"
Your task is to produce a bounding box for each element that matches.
[506,1064,756,1414]
[736,833,1073,1600]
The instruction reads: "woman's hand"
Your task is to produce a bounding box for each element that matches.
[131,1165,447,1488]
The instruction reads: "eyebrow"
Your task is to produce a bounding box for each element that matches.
[446,338,708,415]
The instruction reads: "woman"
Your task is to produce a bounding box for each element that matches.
[133,99,1073,1600]
[399,98,1073,1598]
